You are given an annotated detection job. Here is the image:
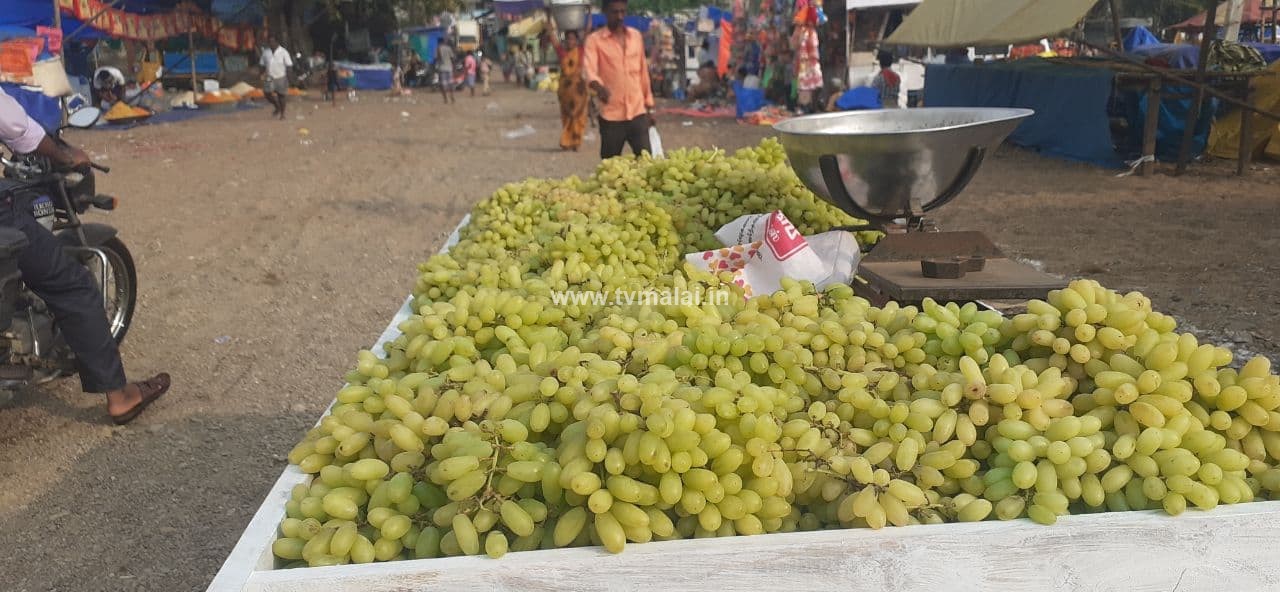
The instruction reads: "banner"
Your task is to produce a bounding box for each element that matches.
[36,26,63,54]
[52,0,256,50]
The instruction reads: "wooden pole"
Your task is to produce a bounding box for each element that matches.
[1140,80,1161,176]
[53,0,67,125]
[1237,84,1252,174]
[1084,40,1280,121]
[1174,2,1217,176]
[1108,0,1124,50]
[1223,0,1244,40]
[1224,0,1245,41]
[189,27,199,95]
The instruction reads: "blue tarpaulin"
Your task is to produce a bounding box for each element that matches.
[924,61,1122,167]
[1,83,60,131]
[86,101,263,130]
[1129,42,1280,68]
[1123,26,1160,52]
[588,15,652,33]
[494,0,544,19]
[212,0,263,24]
[732,81,768,118]
[834,87,881,111]
[335,61,394,90]
[1,0,217,41]
[0,1,110,40]
[164,52,221,76]
[1122,90,1214,162]
[405,27,447,64]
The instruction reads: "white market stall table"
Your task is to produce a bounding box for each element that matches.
[208,213,1280,592]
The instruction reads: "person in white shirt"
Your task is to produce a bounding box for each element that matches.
[260,36,293,120]
[0,87,172,423]
[92,66,126,108]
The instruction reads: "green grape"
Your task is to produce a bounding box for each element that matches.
[277,155,1280,565]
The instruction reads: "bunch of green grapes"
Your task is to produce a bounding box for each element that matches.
[584,140,878,254]
[997,280,1274,515]
[274,137,1280,569]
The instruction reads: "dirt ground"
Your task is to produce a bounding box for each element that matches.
[0,84,1276,592]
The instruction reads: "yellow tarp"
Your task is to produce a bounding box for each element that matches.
[1207,59,1280,161]
[885,0,1100,47]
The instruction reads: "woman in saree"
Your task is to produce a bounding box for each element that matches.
[546,16,590,151]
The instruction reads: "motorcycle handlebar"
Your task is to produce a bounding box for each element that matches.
[91,162,110,173]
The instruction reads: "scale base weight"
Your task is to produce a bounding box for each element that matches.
[851,230,1066,306]
[774,108,1065,306]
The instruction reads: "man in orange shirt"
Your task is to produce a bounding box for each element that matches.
[584,0,656,159]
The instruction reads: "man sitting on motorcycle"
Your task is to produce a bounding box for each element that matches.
[0,87,170,424]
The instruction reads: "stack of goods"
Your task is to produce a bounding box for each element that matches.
[104,102,152,122]
[197,89,240,105]
[270,139,1280,569]
[228,82,259,98]
[170,90,197,109]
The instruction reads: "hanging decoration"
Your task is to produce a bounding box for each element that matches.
[54,0,256,51]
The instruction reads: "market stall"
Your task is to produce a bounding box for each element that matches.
[209,108,1280,591]
[892,0,1280,171]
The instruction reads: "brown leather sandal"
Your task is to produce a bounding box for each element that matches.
[111,373,172,425]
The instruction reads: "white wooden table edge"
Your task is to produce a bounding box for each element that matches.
[207,214,470,592]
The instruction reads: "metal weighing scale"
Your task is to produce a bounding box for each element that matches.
[774,108,1066,305]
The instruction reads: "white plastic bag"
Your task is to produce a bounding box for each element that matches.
[649,126,665,158]
[685,211,859,298]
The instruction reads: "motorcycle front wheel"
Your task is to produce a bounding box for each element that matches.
[84,237,138,344]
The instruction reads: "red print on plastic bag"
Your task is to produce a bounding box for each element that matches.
[764,211,807,261]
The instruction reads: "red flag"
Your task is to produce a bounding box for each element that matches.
[717,19,733,79]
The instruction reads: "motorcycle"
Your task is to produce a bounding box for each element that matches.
[0,107,136,394]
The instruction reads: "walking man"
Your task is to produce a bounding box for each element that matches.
[584,0,655,159]
[261,36,293,120]
[437,41,456,104]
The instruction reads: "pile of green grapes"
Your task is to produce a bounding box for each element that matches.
[272,140,1280,568]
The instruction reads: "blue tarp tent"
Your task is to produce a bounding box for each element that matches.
[212,0,263,24]
[1129,42,1280,68]
[405,26,447,64]
[1123,42,1280,160]
[587,15,652,33]
[335,61,394,90]
[1123,26,1160,52]
[1,0,195,40]
[164,52,221,76]
[1,2,109,40]
[0,83,60,131]
[494,0,545,19]
[924,60,1122,167]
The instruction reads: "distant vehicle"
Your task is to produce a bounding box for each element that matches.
[456,20,480,52]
